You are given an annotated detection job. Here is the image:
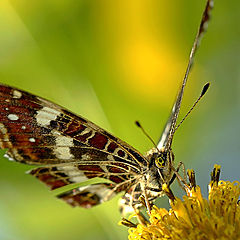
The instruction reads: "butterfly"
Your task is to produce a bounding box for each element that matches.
[0,0,213,214]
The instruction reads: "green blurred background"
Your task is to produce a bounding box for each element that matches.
[0,0,239,239]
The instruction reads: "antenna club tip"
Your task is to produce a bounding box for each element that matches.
[201,82,210,96]
[135,121,141,127]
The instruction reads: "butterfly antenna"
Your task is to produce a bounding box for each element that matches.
[135,121,160,151]
[175,82,210,131]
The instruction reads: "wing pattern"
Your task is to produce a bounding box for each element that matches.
[0,84,145,207]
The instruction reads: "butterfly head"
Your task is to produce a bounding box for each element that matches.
[147,146,173,163]
[146,148,174,182]
[154,149,169,168]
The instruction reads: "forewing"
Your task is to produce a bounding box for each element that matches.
[0,83,144,194]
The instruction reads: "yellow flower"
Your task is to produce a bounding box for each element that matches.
[127,165,240,240]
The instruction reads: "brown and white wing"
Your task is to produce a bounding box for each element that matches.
[0,83,145,207]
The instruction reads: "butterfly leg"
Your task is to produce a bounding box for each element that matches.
[119,202,147,227]
[128,185,149,226]
[141,186,152,214]
[127,184,148,225]
[169,161,189,191]
[180,161,187,183]
[133,207,148,226]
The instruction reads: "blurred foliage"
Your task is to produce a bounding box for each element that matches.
[0,0,239,239]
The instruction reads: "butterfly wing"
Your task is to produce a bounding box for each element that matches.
[157,0,213,150]
[157,101,178,149]
[0,83,146,207]
[57,183,119,208]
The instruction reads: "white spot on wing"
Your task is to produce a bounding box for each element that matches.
[55,135,73,147]
[12,90,22,99]
[54,147,73,160]
[29,137,36,143]
[57,165,88,183]
[79,184,115,202]
[4,153,14,161]
[53,135,74,160]
[21,126,26,130]
[36,107,61,126]
[7,114,19,121]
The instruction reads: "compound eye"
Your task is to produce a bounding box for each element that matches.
[155,156,165,168]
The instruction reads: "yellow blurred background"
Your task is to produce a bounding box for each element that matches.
[0,0,239,239]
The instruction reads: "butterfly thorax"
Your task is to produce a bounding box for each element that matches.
[119,147,175,215]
